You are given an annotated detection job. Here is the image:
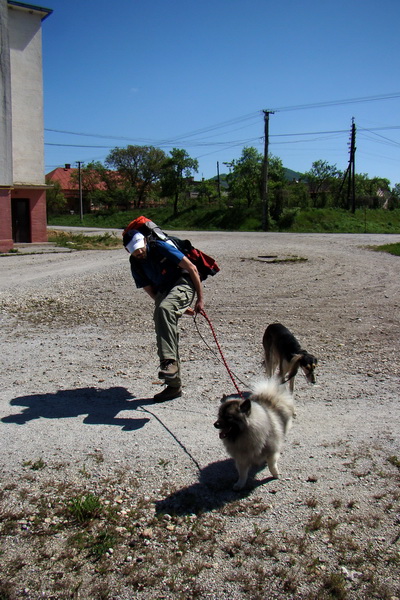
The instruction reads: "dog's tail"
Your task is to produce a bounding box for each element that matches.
[250,377,295,425]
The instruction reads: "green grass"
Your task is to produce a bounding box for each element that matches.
[48,206,400,234]
[66,493,102,523]
[371,242,400,256]
[47,230,121,250]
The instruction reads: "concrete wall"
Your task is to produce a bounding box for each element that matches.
[8,5,45,185]
[0,0,13,186]
[0,2,51,251]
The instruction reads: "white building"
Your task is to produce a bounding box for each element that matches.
[0,0,52,251]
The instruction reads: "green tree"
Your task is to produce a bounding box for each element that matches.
[268,155,286,183]
[161,148,199,216]
[359,175,390,208]
[45,179,67,215]
[227,147,263,208]
[391,183,400,209]
[70,161,125,212]
[197,178,219,203]
[105,145,167,208]
[305,160,341,207]
[227,148,285,211]
[266,155,287,221]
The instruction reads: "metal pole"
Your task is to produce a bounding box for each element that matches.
[217,161,221,201]
[351,119,356,214]
[262,110,274,231]
[77,161,83,221]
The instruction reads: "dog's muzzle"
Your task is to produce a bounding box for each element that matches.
[214,420,231,439]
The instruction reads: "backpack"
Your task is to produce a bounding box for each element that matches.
[122,216,220,281]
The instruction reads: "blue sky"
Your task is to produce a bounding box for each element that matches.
[42,0,400,186]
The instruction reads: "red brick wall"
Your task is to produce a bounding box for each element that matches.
[29,189,48,243]
[0,187,48,250]
[0,188,13,252]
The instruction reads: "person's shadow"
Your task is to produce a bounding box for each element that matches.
[1,386,156,431]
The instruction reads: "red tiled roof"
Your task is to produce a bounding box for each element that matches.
[46,167,78,190]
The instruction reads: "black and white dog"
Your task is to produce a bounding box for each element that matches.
[263,323,318,394]
[214,379,294,490]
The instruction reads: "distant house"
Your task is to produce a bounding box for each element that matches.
[0,0,52,252]
[46,165,114,213]
[46,165,82,213]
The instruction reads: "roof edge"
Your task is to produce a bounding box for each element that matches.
[7,1,53,21]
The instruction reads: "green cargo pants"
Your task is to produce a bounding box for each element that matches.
[153,276,195,388]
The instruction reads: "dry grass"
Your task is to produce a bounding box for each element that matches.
[0,447,399,600]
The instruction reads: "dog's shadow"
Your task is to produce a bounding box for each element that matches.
[155,460,276,516]
[1,386,157,431]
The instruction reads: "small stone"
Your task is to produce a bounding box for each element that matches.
[141,528,153,539]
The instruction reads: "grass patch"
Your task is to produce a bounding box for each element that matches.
[318,572,348,599]
[22,458,46,471]
[1,457,399,599]
[387,455,400,469]
[48,207,400,234]
[87,531,116,560]
[370,242,400,256]
[66,493,102,524]
[47,230,121,251]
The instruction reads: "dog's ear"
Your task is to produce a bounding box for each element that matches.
[221,394,227,404]
[240,398,251,415]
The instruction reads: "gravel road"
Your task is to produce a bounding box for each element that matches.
[0,230,399,600]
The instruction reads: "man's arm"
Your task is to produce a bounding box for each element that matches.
[178,256,204,314]
[143,285,157,300]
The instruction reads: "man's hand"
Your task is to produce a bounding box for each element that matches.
[179,256,204,314]
[194,298,204,314]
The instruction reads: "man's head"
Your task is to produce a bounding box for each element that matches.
[124,231,147,258]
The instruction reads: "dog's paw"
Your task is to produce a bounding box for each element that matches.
[233,480,246,491]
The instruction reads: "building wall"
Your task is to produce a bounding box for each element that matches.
[0,189,13,252]
[8,5,45,185]
[0,2,51,251]
[0,0,13,186]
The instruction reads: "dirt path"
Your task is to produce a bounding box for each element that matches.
[0,231,399,600]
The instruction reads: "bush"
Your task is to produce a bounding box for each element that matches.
[277,208,299,229]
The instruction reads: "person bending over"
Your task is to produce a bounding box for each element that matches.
[125,230,204,402]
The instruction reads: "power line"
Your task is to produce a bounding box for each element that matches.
[44,125,399,150]
[46,142,112,148]
[270,92,400,112]
[44,92,400,146]
[358,128,400,148]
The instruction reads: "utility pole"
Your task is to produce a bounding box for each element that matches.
[348,118,356,213]
[76,161,83,222]
[216,160,221,201]
[338,118,356,212]
[261,110,274,231]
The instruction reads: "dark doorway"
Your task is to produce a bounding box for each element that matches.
[12,198,31,242]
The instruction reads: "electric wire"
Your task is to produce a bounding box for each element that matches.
[45,92,400,172]
[45,92,400,146]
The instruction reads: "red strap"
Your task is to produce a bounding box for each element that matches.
[199,309,245,399]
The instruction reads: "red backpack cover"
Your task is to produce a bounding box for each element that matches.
[123,216,220,281]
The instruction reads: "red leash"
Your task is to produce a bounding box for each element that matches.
[198,309,245,399]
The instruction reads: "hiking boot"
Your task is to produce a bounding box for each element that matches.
[153,385,182,402]
[158,360,178,379]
